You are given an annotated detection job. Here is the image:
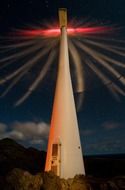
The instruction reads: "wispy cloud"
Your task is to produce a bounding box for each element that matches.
[0,121,50,146]
[84,137,125,155]
[0,123,7,134]
[81,129,95,136]
[102,121,123,130]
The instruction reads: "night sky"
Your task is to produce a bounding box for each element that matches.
[0,0,125,155]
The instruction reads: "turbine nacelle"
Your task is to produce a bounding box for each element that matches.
[59,8,67,28]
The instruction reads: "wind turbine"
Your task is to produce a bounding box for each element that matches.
[45,8,85,179]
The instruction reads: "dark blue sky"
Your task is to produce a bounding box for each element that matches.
[0,0,125,155]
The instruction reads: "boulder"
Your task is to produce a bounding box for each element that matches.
[5,168,43,190]
[60,178,72,190]
[70,175,89,190]
[41,171,62,190]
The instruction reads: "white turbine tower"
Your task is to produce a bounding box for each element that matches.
[45,8,85,179]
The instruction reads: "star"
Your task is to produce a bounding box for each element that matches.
[29,1,32,4]
[7,4,10,8]
[45,0,49,8]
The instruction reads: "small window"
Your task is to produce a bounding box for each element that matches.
[52,144,58,156]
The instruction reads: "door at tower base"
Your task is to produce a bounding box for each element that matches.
[51,141,61,176]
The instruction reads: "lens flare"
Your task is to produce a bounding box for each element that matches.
[16,26,113,37]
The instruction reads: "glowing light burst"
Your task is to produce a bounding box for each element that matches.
[17,26,112,37]
[0,21,125,107]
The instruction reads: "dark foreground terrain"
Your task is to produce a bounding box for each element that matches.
[0,138,125,190]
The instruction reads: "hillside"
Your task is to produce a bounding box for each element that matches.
[0,138,125,190]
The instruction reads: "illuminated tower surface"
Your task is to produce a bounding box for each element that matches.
[45,8,85,179]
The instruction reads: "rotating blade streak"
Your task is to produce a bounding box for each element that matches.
[69,39,84,93]
[0,39,50,64]
[0,70,28,97]
[81,38,125,68]
[15,49,56,106]
[86,59,125,98]
[0,39,57,70]
[0,46,53,84]
[83,38,125,59]
[0,21,125,105]
[84,35,125,44]
[75,40,125,85]
[0,39,38,50]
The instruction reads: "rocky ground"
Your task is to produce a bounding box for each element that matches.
[0,138,125,190]
[1,169,125,190]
